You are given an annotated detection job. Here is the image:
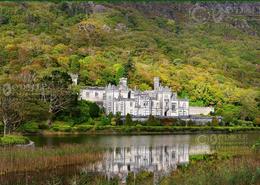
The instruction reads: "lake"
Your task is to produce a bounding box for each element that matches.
[1,132,259,185]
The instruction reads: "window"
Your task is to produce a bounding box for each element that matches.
[95,92,98,97]
[120,102,123,111]
[130,102,133,107]
[172,103,176,112]
[86,92,89,97]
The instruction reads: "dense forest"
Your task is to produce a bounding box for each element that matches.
[0,2,259,132]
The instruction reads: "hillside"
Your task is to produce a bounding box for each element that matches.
[0,2,259,123]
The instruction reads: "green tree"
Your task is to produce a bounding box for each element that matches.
[139,83,152,91]
[239,91,258,121]
[124,54,135,78]
[71,100,91,124]
[115,112,122,126]
[216,104,240,125]
[107,112,113,125]
[125,113,132,126]
[88,102,100,118]
[69,55,80,73]
[41,70,75,126]
[146,115,161,126]
[100,115,110,125]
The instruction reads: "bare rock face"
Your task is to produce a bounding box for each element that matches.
[0,16,8,25]
[102,24,111,32]
[118,2,260,18]
[58,2,108,16]
[117,2,259,35]
[58,2,259,35]
[78,23,96,33]
[92,4,107,13]
[115,23,127,32]
[58,2,93,16]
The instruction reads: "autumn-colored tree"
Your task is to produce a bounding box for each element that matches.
[41,70,75,126]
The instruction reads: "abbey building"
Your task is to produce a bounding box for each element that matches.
[79,77,189,117]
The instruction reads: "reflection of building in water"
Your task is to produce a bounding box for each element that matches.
[189,145,212,155]
[85,144,189,184]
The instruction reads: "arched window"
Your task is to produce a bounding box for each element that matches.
[128,91,131,99]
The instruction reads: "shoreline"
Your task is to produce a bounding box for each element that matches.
[22,126,260,136]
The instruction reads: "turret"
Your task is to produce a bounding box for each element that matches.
[154,77,160,90]
[69,73,78,85]
[119,77,128,90]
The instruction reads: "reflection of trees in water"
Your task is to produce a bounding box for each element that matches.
[83,144,211,184]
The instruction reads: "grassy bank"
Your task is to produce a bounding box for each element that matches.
[0,144,103,175]
[160,153,260,185]
[0,135,30,146]
[38,125,260,135]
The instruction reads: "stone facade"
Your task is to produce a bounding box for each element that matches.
[80,77,189,117]
[189,106,214,116]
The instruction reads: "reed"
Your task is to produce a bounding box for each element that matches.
[161,153,260,185]
[0,144,103,175]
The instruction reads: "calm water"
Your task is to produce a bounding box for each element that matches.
[1,133,259,185]
[28,133,259,152]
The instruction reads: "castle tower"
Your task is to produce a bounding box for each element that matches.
[154,77,160,90]
[69,73,78,85]
[119,77,128,90]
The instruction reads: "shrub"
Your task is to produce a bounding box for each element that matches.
[74,125,93,132]
[125,113,133,126]
[86,118,95,125]
[187,119,196,126]
[52,125,72,132]
[19,121,39,133]
[161,118,178,126]
[115,112,123,125]
[38,123,49,130]
[236,120,254,127]
[254,117,260,127]
[211,116,219,126]
[136,124,142,127]
[252,139,260,152]
[145,115,161,126]
[88,102,101,118]
[51,121,72,132]
[100,115,111,125]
